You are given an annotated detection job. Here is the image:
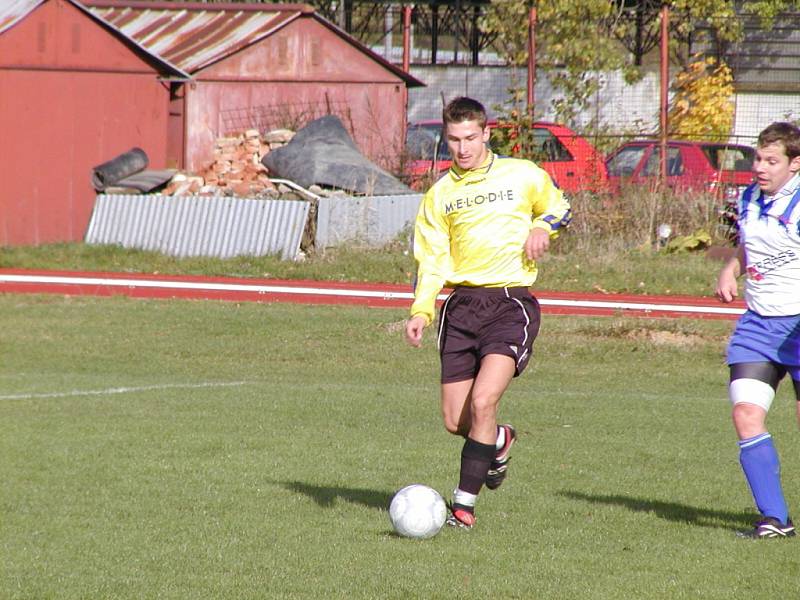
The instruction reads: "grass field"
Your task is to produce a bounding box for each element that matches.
[2,294,800,599]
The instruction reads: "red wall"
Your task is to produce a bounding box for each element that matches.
[184,16,408,174]
[0,0,170,246]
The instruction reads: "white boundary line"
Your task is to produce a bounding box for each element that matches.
[535,298,743,315]
[0,381,251,401]
[0,273,412,300]
[0,273,745,316]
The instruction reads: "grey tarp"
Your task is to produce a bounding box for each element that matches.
[262,115,413,196]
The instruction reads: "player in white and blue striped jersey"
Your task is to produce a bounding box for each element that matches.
[716,122,800,539]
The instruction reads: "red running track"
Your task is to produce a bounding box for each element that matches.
[0,268,746,320]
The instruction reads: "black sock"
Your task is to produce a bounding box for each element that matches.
[458,437,496,495]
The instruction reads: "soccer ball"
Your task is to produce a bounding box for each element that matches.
[388,484,447,539]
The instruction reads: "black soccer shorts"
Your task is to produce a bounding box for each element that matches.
[437,286,541,384]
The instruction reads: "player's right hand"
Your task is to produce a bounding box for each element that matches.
[405,316,427,347]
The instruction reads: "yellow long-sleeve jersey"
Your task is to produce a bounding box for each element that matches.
[410,151,571,325]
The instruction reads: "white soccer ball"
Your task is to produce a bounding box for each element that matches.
[389,484,447,539]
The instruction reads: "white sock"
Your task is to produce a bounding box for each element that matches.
[495,425,505,451]
[453,488,477,508]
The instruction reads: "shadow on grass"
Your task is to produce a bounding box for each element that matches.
[559,490,754,532]
[272,479,393,510]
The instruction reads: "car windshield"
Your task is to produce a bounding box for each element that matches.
[489,128,573,162]
[606,146,647,177]
[642,146,683,176]
[701,145,754,172]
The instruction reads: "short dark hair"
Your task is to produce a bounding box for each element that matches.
[442,96,487,129]
[758,122,800,159]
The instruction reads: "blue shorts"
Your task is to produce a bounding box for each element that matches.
[727,310,800,380]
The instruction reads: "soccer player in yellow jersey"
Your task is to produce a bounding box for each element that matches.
[405,97,571,528]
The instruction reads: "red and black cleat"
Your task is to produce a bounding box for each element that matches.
[446,504,476,529]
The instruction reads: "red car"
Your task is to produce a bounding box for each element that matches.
[605,140,755,201]
[405,120,608,193]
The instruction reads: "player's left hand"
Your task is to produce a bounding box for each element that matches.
[525,227,550,260]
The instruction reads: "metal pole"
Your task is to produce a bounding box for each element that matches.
[402,5,412,73]
[431,2,439,64]
[453,0,461,64]
[659,3,669,186]
[471,4,479,65]
[527,6,537,116]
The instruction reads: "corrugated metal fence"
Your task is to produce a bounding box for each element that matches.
[316,193,422,247]
[85,193,423,259]
[86,195,310,259]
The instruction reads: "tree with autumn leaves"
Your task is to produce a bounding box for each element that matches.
[668,56,735,141]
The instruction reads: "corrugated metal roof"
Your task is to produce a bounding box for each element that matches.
[0,0,190,78]
[87,2,305,73]
[3,1,422,86]
[85,0,423,85]
[0,0,45,34]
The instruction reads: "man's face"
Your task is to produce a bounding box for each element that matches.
[444,119,490,171]
[753,142,800,195]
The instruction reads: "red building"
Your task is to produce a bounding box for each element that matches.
[0,0,185,246]
[88,1,422,174]
[0,0,422,247]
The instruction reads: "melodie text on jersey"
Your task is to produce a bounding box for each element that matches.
[444,189,516,215]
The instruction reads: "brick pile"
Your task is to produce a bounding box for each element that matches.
[163,128,295,196]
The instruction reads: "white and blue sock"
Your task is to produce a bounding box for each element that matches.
[739,432,789,524]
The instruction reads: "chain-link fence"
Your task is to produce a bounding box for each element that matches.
[337,2,800,233]
[328,3,800,148]
[220,99,354,136]
[316,2,799,244]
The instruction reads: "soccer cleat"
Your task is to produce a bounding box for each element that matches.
[446,504,476,529]
[737,517,796,539]
[485,424,516,490]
